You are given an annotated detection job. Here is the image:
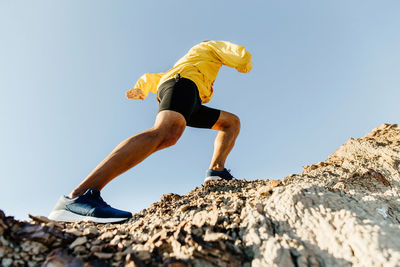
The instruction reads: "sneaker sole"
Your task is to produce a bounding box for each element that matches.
[48,210,130,223]
[204,176,222,183]
[204,176,236,184]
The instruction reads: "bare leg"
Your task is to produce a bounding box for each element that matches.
[68,110,186,198]
[209,111,241,171]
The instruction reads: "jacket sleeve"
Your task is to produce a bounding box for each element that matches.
[127,73,164,99]
[206,41,253,73]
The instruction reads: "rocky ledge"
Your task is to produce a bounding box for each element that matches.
[1,123,399,267]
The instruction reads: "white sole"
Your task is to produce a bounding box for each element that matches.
[204,176,223,183]
[48,210,130,223]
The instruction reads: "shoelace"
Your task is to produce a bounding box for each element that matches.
[85,190,111,208]
[95,195,111,208]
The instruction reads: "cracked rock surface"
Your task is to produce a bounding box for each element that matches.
[1,123,399,266]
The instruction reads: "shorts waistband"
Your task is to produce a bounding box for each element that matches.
[158,75,196,92]
[157,75,199,103]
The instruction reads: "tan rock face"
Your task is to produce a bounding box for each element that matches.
[0,123,399,266]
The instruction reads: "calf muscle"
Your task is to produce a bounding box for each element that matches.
[69,111,186,198]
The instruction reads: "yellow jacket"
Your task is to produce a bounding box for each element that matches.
[127,40,252,103]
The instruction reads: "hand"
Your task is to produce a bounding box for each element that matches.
[126,88,146,100]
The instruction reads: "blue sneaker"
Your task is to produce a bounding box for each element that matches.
[48,189,132,223]
[204,168,234,183]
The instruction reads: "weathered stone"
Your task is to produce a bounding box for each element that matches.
[64,228,82,236]
[21,241,48,255]
[73,245,86,254]
[1,123,400,267]
[1,258,13,267]
[69,236,87,249]
[43,248,84,267]
[203,230,231,242]
[94,252,113,259]
[29,214,51,224]
[110,235,121,246]
[99,231,114,240]
[82,226,99,236]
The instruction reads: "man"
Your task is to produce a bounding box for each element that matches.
[49,40,252,223]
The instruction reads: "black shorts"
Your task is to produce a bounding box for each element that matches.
[158,76,221,129]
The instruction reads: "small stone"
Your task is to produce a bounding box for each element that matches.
[83,226,99,236]
[256,203,264,213]
[21,241,48,255]
[125,253,147,267]
[203,229,231,242]
[29,214,51,224]
[32,255,45,261]
[110,235,121,246]
[258,185,273,197]
[43,248,83,266]
[14,260,25,266]
[1,258,12,267]
[69,236,87,249]
[91,239,102,245]
[90,245,101,253]
[180,204,193,212]
[233,216,241,224]
[20,252,29,261]
[135,250,151,261]
[99,231,114,240]
[208,210,219,226]
[192,211,207,228]
[73,245,86,254]
[94,252,113,259]
[64,228,82,236]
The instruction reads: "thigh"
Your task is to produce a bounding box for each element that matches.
[158,78,198,123]
[210,110,240,131]
[187,104,221,129]
[154,110,186,129]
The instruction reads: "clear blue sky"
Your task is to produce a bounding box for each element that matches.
[1,1,399,220]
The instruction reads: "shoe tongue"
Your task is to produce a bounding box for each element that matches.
[84,189,101,198]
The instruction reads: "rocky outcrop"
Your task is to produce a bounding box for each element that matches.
[1,123,399,266]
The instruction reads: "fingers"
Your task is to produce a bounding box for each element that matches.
[126,88,145,100]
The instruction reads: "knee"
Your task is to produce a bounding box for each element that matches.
[231,114,241,132]
[157,124,185,149]
[160,134,180,148]
[223,114,241,134]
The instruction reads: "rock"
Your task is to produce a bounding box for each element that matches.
[192,210,219,228]
[21,241,48,255]
[64,228,83,236]
[69,236,87,249]
[1,258,13,267]
[0,123,399,266]
[109,235,121,246]
[99,231,114,240]
[94,252,113,259]
[125,253,146,267]
[255,202,264,213]
[73,245,86,254]
[29,214,51,224]
[43,248,84,267]
[203,229,231,242]
[82,226,99,236]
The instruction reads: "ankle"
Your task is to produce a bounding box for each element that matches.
[209,165,224,172]
[68,189,84,199]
